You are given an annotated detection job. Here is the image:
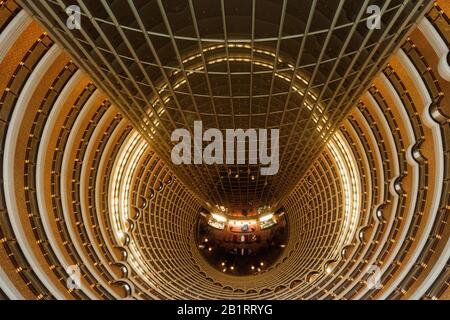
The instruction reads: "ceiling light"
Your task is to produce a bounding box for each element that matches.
[259,214,274,222]
[211,213,227,222]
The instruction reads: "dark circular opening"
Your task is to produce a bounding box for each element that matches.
[196,207,289,276]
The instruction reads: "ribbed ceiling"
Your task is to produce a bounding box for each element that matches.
[19,0,432,210]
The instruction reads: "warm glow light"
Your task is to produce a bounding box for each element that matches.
[211,213,227,222]
[324,131,361,266]
[259,214,274,222]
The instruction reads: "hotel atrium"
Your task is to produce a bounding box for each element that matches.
[0,0,449,300]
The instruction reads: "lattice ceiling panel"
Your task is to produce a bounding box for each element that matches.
[19,0,432,209]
